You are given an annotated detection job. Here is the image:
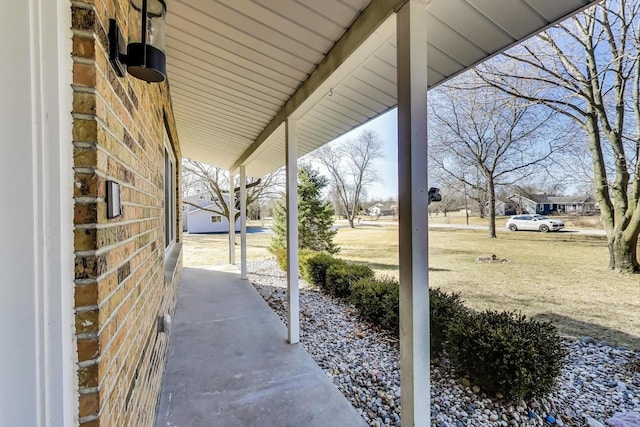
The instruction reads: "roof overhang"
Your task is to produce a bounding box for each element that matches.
[166,0,600,177]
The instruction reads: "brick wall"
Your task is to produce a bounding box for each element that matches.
[71,1,182,425]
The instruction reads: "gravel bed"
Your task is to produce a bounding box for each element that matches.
[247,259,640,427]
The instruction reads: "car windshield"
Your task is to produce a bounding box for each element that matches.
[534,215,549,220]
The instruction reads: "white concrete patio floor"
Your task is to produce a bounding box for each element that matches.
[155,266,367,427]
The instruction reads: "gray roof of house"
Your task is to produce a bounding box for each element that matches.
[512,193,595,204]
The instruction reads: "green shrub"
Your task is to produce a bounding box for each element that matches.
[325,263,374,298]
[302,253,345,290]
[298,249,317,278]
[445,310,567,400]
[272,247,287,271]
[351,277,399,333]
[378,281,399,332]
[429,288,468,356]
[272,248,317,277]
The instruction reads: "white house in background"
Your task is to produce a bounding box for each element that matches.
[367,203,397,216]
[184,193,240,233]
[485,199,517,216]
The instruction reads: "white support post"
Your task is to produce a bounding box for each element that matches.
[229,169,236,266]
[240,166,247,279]
[397,1,430,426]
[285,119,300,344]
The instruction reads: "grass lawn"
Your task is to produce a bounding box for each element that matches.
[182,220,640,349]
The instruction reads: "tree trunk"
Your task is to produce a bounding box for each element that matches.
[608,233,639,273]
[463,186,469,225]
[584,112,639,273]
[487,177,497,238]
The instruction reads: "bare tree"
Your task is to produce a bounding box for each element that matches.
[182,159,284,222]
[314,129,384,228]
[429,77,567,238]
[476,0,640,272]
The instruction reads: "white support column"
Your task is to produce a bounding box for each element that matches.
[397,1,430,426]
[229,169,236,266]
[240,166,248,279]
[285,119,300,344]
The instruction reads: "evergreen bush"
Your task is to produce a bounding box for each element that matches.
[269,165,338,254]
[298,249,317,277]
[351,277,399,333]
[273,247,287,271]
[302,253,345,290]
[325,263,374,298]
[274,248,317,274]
[445,310,567,400]
[429,288,468,356]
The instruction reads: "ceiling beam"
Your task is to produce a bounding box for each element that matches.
[231,0,407,171]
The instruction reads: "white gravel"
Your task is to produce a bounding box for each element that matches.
[247,259,640,427]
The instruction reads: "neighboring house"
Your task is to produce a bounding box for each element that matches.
[368,203,397,216]
[547,195,598,215]
[183,193,240,233]
[509,194,539,214]
[509,193,598,215]
[485,199,516,216]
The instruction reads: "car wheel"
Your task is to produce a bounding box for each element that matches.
[508,224,517,231]
[539,224,549,233]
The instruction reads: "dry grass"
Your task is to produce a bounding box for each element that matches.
[182,220,640,349]
[182,228,272,266]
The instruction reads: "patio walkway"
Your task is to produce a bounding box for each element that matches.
[155,266,366,427]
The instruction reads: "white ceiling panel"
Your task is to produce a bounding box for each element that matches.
[525,0,589,22]
[165,0,600,178]
[168,4,316,73]
[466,0,548,39]
[428,0,514,52]
[426,16,488,65]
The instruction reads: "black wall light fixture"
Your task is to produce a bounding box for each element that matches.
[109,0,167,83]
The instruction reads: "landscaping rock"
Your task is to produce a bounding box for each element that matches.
[475,254,509,263]
[606,411,640,427]
[248,259,640,427]
[585,416,606,427]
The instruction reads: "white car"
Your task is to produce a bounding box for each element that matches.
[506,214,565,233]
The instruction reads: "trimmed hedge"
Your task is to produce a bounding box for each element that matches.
[301,252,345,289]
[272,247,287,271]
[272,248,316,276]
[325,263,374,298]
[429,288,468,356]
[351,276,399,333]
[275,251,566,401]
[445,310,567,400]
[298,249,317,276]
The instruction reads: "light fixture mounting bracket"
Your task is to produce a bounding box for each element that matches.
[108,19,127,78]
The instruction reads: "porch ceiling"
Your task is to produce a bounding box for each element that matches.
[166,0,598,178]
